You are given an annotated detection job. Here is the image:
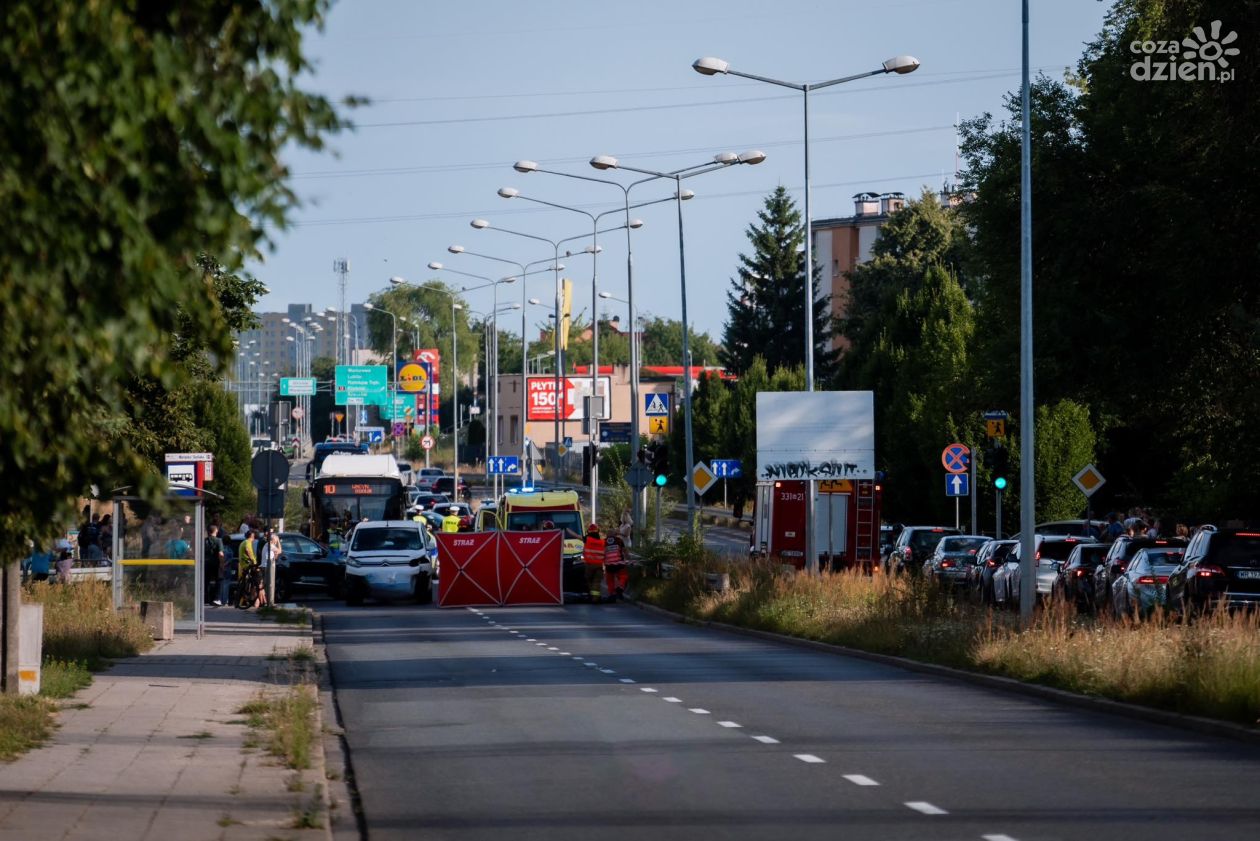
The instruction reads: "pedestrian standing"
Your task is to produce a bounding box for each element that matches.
[55,549,74,584]
[204,525,225,606]
[27,543,53,582]
[583,523,606,604]
[616,512,632,549]
[603,534,629,601]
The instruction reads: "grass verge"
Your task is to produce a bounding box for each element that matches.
[238,684,318,770]
[0,696,55,762]
[635,541,1260,728]
[257,605,310,626]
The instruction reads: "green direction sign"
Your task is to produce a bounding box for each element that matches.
[280,377,317,397]
[334,365,388,406]
[380,393,415,421]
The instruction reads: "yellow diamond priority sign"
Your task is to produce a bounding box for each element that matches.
[1072,463,1106,497]
[691,461,718,497]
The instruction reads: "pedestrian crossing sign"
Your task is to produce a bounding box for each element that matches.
[648,416,670,435]
[644,393,670,416]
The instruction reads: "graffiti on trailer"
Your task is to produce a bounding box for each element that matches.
[760,460,862,480]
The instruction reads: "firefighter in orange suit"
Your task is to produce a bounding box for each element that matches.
[583,523,606,603]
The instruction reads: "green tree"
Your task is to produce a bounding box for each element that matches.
[721,187,836,380]
[0,1,345,561]
[639,316,722,368]
[1034,400,1098,522]
[185,382,253,526]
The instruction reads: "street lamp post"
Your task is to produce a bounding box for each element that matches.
[420,267,521,496]
[362,303,399,450]
[694,55,917,574]
[588,150,768,533]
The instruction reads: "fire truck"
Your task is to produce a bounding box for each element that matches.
[751,479,882,572]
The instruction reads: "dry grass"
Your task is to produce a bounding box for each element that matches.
[24,580,154,667]
[639,550,1260,727]
[237,684,319,771]
[0,696,54,762]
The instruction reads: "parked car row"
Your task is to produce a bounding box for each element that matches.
[882,522,1260,618]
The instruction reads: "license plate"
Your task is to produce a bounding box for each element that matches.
[1237,570,1260,580]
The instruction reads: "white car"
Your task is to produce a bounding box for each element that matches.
[343,520,436,606]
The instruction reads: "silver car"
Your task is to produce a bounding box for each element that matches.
[343,520,436,606]
[923,535,991,586]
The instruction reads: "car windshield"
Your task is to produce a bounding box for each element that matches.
[910,530,953,551]
[351,528,424,552]
[507,511,582,535]
[1216,536,1260,566]
[940,537,988,553]
[1039,540,1084,561]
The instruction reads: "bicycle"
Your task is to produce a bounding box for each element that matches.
[235,563,262,609]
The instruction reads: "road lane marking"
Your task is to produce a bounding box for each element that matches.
[547,647,559,651]
[559,651,571,656]
[583,662,597,667]
[526,638,537,642]
[905,802,947,816]
[572,656,584,660]
[663,697,683,703]
[535,643,547,646]
[751,736,779,744]
[688,708,710,715]
[843,775,880,786]
[600,668,616,674]
[619,678,636,684]
[794,754,825,764]
[640,688,658,693]
[717,721,742,728]
[982,836,1019,841]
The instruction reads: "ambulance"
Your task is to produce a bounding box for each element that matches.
[479,488,587,594]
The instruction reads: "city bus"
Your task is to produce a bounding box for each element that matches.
[305,454,405,543]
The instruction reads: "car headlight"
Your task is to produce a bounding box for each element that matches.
[347,556,361,568]
[408,555,428,568]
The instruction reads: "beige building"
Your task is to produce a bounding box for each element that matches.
[494,366,677,453]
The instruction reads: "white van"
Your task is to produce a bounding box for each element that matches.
[343,520,435,606]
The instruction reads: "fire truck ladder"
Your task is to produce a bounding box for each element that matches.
[855,482,876,562]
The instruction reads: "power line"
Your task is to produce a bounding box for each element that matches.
[290,172,947,228]
[291,124,955,180]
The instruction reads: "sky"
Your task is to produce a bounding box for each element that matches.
[249,0,1111,342]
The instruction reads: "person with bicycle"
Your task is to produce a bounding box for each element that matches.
[237,528,269,609]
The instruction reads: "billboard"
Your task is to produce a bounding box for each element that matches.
[526,376,612,422]
[755,391,875,481]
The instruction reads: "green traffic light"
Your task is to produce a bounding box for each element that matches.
[654,474,667,487]
[994,477,1008,490]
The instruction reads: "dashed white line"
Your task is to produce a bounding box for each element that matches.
[572,656,584,660]
[558,651,571,656]
[662,697,683,703]
[982,836,1019,841]
[583,662,598,667]
[639,688,658,693]
[547,647,559,651]
[843,774,880,787]
[619,678,636,684]
[688,708,710,715]
[794,754,826,764]
[599,668,616,674]
[717,721,742,728]
[526,638,537,642]
[905,802,947,816]
[535,643,548,646]
[751,736,779,744]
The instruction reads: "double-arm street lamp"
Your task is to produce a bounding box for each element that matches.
[693,54,917,574]
[585,150,767,533]
[692,54,919,390]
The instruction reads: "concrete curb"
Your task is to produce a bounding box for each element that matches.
[311,611,366,841]
[630,599,1260,746]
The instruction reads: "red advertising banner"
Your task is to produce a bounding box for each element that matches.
[436,530,563,607]
[498,530,563,606]
[525,376,612,422]
[436,531,500,607]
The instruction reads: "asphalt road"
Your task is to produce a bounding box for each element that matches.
[319,600,1260,841]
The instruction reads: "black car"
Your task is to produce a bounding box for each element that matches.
[276,532,342,599]
[407,491,451,511]
[1092,536,1187,613]
[432,475,470,502]
[1166,528,1260,613]
[884,526,961,575]
[1055,542,1110,611]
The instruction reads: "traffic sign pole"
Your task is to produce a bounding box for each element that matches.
[970,445,978,535]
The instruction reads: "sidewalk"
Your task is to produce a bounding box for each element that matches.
[0,609,329,841]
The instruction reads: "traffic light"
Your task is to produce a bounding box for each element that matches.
[650,442,669,486]
[990,444,1009,490]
